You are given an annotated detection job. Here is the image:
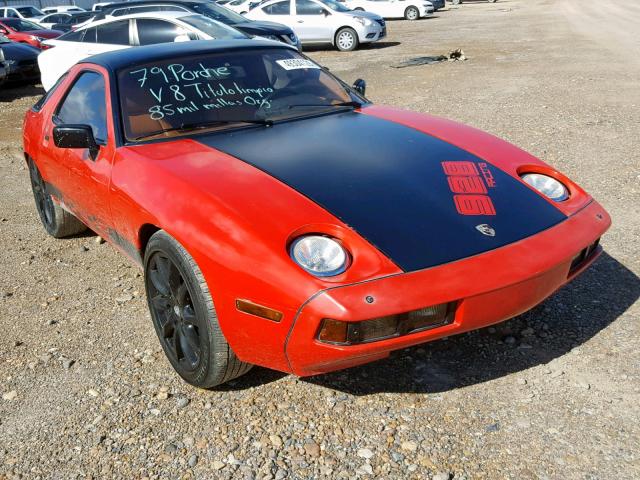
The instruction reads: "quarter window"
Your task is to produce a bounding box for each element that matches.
[136,19,192,45]
[56,71,108,144]
[95,20,130,45]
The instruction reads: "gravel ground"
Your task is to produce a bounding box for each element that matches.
[1,0,639,478]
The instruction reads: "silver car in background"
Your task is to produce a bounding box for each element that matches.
[246,0,385,51]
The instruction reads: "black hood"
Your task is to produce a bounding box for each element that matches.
[233,20,294,37]
[197,110,567,272]
[0,42,40,61]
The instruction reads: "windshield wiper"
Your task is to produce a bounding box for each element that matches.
[288,101,363,109]
[133,118,273,141]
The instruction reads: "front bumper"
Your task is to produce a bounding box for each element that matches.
[358,23,385,43]
[421,5,435,16]
[285,200,610,376]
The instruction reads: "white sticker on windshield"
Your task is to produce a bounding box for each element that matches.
[276,59,320,70]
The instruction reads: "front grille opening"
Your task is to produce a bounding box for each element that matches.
[569,238,600,275]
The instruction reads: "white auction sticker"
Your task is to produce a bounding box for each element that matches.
[276,59,320,70]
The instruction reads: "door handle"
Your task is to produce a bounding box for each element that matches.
[297,20,304,22]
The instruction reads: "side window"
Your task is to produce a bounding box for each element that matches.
[33,73,68,112]
[136,19,188,45]
[110,8,131,16]
[59,29,85,41]
[81,27,97,42]
[263,0,290,15]
[296,0,325,14]
[7,9,19,18]
[95,20,130,45]
[56,71,108,144]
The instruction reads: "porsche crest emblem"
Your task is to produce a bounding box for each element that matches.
[475,224,496,237]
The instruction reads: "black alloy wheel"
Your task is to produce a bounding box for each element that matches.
[144,231,252,388]
[147,252,202,372]
[29,159,55,231]
[28,158,87,238]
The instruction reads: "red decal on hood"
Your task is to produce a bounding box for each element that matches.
[442,161,496,216]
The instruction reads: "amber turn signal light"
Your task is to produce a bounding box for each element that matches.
[236,299,283,323]
[317,302,456,345]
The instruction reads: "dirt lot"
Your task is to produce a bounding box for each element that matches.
[1,0,639,478]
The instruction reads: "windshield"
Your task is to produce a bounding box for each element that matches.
[180,14,247,38]
[16,6,44,17]
[318,0,352,12]
[118,48,357,141]
[3,18,42,31]
[191,3,248,25]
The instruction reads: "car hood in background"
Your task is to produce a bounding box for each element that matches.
[196,110,567,272]
[233,20,294,36]
[348,10,383,21]
[24,29,63,38]
[0,41,40,59]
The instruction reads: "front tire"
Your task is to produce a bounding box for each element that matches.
[144,230,252,388]
[28,158,87,238]
[335,27,358,52]
[404,6,420,19]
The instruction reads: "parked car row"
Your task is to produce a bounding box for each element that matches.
[0,0,479,91]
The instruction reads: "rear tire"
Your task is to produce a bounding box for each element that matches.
[452,0,462,4]
[28,158,87,238]
[144,230,252,388]
[404,6,420,19]
[335,27,358,52]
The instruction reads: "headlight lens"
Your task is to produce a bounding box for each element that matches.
[353,16,365,25]
[290,235,348,277]
[521,173,569,201]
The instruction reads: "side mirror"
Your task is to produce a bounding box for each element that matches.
[174,34,191,42]
[53,125,100,160]
[323,9,330,16]
[352,78,366,96]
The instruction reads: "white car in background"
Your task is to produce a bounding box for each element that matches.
[36,12,82,29]
[41,5,86,14]
[0,5,46,21]
[344,0,433,20]
[38,11,250,90]
[246,0,385,51]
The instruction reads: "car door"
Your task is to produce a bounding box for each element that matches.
[294,0,333,42]
[44,69,115,236]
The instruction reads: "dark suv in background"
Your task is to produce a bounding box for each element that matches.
[93,0,301,49]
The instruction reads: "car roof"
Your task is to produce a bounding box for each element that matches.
[82,38,294,71]
[4,5,42,8]
[77,10,193,28]
[107,0,207,6]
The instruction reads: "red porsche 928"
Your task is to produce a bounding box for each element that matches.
[22,40,610,388]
